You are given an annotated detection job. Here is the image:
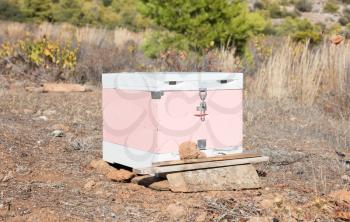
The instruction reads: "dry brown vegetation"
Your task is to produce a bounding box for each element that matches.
[0,21,349,221]
[250,39,350,119]
[1,22,349,118]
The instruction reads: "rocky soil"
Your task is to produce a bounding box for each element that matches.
[0,82,349,221]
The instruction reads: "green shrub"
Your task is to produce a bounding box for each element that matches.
[0,38,77,68]
[292,31,321,43]
[267,4,298,18]
[316,22,327,32]
[0,0,150,31]
[253,1,265,10]
[280,0,292,6]
[111,0,152,31]
[327,23,342,34]
[51,0,82,26]
[323,0,340,13]
[268,3,284,18]
[103,0,113,7]
[22,38,77,68]
[141,32,191,58]
[140,0,266,56]
[339,16,349,25]
[295,0,313,12]
[21,0,54,22]
[0,0,24,21]
[276,17,322,44]
[339,8,350,25]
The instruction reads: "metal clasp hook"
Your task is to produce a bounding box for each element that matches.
[195,88,208,121]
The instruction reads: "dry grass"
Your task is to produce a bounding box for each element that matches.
[249,39,350,118]
[0,21,349,117]
[0,21,145,47]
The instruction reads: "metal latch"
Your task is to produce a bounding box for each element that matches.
[151,91,164,99]
[194,88,208,121]
[197,139,206,150]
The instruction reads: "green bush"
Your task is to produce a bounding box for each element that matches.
[280,0,292,6]
[0,0,150,31]
[0,0,24,21]
[21,0,54,22]
[254,0,285,18]
[266,4,299,18]
[323,0,340,13]
[339,8,350,25]
[327,23,342,34]
[268,3,285,18]
[103,0,113,7]
[253,1,265,10]
[0,38,77,69]
[295,0,313,12]
[140,0,266,57]
[339,16,349,25]
[141,32,191,58]
[276,17,322,44]
[51,0,82,26]
[292,31,321,44]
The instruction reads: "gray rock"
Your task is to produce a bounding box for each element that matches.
[34,116,48,121]
[43,110,56,116]
[259,147,307,165]
[148,180,170,191]
[166,164,261,192]
[51,130,64,137]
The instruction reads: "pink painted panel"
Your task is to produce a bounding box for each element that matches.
[103,89,242,154]
[157,90,242,152]
[103,89,160,153]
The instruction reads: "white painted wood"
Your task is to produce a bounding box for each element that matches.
[134,156,269,174]
[103,141,179,169]
[103,141,243,169]
[102,72,243,91]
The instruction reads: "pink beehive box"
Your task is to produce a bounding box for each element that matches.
[102,72,243,169]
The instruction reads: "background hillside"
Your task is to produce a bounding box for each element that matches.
[0,0,349,116]
[0,0,150,30]
[1,0,350,34]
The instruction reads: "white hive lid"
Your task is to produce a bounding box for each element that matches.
[102,72,243,91]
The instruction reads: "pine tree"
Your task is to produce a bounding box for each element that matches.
[52,0,82,25]
[0,0,23,21]
[21,0,53,22]
[140,0,266,55]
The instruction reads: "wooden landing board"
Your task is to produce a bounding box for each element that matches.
[134,156,269,175]
[152,153,260,167]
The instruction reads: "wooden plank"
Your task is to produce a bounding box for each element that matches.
[134,156,269,175]
[152,153,260,167]
[43,83,87,93]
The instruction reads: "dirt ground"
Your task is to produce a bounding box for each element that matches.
[0,82,349,221]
